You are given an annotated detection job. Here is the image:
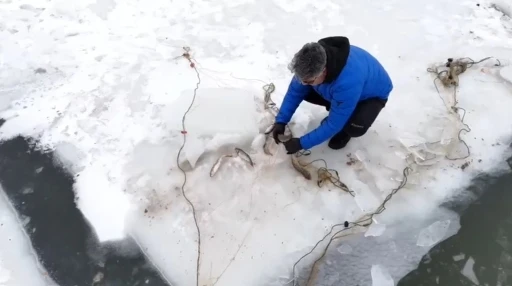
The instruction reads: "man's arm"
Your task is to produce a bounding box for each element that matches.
[275,77,312,124]
[299,81,363,150]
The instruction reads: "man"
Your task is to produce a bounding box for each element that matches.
[272,36,393,154]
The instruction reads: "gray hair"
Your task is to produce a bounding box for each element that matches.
[288,42,327,81]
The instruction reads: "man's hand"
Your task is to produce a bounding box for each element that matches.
[272,123,286,144]
[283,138,302,154]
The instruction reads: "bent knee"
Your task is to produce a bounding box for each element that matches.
[345,123,368,137]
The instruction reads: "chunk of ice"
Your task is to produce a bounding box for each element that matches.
[416,220,451,247]
[453,253,465,261]
[365,222,387,237]
[461,257,480,285]
[371,264,394,286]
[163,87,259,137]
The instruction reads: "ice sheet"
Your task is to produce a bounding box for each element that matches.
[0,0,512,285]
[0,190,54,286]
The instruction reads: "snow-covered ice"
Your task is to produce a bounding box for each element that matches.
[1,0,512,285]
[500,65,512,84]
[0,264,9,286]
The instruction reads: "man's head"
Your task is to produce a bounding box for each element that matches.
[288,42,327,86]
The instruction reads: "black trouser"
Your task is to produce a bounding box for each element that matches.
[304,90,387,138]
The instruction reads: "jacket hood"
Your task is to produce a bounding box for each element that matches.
[318,36,350,83]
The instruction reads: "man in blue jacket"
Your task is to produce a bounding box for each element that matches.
[272,36,393,154]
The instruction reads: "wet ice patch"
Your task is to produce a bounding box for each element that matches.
[337,244,353,255]
[417,220,451,247]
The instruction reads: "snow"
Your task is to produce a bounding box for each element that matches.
[1,0,512,286]
[0,268,8,286]
[500,66,512,84]
[73,162,131,242]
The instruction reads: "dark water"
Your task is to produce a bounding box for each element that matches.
[398,167,512,286]
[0,132,510,286]
[0,136,170,286]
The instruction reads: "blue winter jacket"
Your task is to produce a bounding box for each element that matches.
[275,37,393,150]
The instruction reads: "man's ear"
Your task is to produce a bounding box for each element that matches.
[321,67,328,78]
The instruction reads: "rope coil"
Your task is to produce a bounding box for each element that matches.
[426,57,501,161]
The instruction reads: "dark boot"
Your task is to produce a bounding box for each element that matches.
[321,117,351,149]
[328,131,351,150]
